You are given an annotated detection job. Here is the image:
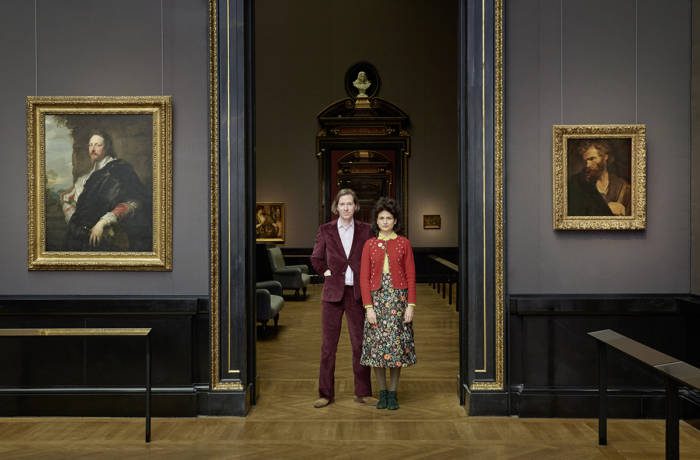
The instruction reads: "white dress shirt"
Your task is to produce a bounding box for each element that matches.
[337,218,355,286]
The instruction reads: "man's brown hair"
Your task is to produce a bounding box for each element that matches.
[331,188,360,215]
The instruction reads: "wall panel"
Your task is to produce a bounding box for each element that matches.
[0,0,210,295]
[507,0,691,294]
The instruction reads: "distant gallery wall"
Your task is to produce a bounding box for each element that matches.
[693,0,700,295]
[0,0,210,295]
[254,0,459,248]
[506,0,691,294]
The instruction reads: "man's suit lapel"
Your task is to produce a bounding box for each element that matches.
[348,221,363,260]
[329,219,345,258]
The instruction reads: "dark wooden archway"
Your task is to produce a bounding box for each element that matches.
[316,97,410,227]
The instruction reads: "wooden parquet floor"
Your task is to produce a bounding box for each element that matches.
[1,284,699,459]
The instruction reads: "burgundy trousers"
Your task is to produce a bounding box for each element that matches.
[318,286,372,401]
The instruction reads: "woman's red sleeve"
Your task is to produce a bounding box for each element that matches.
[360,240,373,306]
[404,238,417,305]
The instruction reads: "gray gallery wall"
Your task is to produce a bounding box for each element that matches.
[254,0,459,248]
[507,0,691,294]
[0,0,210,295]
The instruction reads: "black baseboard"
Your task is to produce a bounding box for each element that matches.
[197,385,252,416]
[510,387,700,419]
[465,386,509,415]
[0,385,254,417]
[510,387,666,418]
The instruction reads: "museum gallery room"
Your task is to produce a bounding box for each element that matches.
[2,0,700,458]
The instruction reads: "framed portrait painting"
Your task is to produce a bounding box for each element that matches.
[552,124,646,230]
[423,214,441,229]
[27,96,173,270]
[255,202,285,243]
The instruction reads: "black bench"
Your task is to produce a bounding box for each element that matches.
[428,255,459,310]
[589,329,700,459]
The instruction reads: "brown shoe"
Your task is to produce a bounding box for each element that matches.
[353,395,378,406]
[313,397,330,408]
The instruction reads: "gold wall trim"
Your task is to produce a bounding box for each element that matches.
[475,0,488,374]
[494,0,505,392]
[470,0,504,392]
[210,0,244,392]
[225,0,234,375]
[0,328,151,337]
[208,0,222,390]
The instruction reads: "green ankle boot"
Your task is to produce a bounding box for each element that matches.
[386,391,399,410]
[376,390,388,409]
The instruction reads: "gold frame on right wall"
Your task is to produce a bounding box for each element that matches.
[553,124,647,231]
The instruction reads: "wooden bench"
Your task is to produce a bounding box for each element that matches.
[589,329,700,459]
[0,328,152,442]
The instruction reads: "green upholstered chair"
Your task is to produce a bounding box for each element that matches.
[255,280,284,330]
[266,246,311,298]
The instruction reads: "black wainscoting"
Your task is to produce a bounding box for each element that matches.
[0,296,210,416]
[509,294,700,418]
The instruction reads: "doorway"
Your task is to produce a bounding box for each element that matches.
[210,0,506,415]
[253,0,461,406]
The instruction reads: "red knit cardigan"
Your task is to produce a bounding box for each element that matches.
[360,235,416,307]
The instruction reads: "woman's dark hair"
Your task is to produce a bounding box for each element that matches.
[371,197,403,235]
[88,129,117,158]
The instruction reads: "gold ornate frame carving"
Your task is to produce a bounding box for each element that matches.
[26,96,172,271]
[553,124,647,231]
[468,0,504,392]
[209,0,244,392]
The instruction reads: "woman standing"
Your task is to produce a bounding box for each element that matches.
[360,197,417,410]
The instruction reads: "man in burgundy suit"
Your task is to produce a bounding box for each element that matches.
[311,188,374,408]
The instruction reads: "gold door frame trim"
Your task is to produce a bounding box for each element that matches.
[209,0,243,392]
[207,0,504,393]
[225,0,242,377]
[470,0,504,391]
[476,0,488,374]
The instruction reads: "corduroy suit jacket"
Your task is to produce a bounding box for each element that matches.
[311,219,372,303]
[360,235,416,307]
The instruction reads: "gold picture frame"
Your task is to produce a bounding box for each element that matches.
[27,96,173,270]
[255,202,285,243]
[553,124,646,230]
[423,214,441,229]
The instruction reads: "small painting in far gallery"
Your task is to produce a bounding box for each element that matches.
[256,202,285,243]
[423,214,441,230]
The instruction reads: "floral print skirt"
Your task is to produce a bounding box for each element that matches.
[360,273,417,368]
